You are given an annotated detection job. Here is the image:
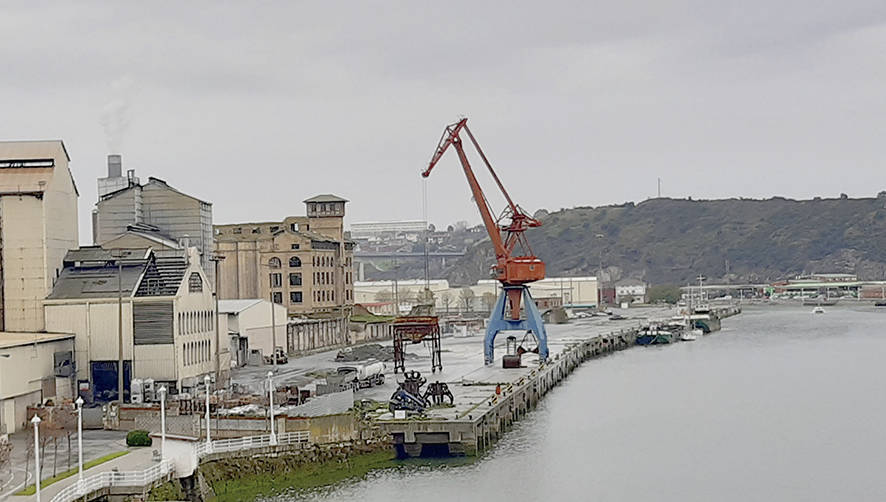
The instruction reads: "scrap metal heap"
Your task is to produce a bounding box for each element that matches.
[388,370,453,414]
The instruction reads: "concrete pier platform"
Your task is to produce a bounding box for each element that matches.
[375,305,742,457]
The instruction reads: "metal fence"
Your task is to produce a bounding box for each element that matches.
[195,430,311,458]
[50,430,310,502]
[50,460,173,502]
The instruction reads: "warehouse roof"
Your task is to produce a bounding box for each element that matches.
[218,299,264,314]
[0,332,74,350]
[303,194,348,203]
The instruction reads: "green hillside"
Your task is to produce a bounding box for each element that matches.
[441,195,886,286]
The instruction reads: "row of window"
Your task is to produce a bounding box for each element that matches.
[178,310,214,335]
[184,339,211,366]
[314,271,334,285]
[226,223,310,235]
[314,290,335,303]
[268,272,303,288]
[313,255,334,267]
[268,256,302,268]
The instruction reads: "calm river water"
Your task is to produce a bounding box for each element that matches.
[276,305,886,501]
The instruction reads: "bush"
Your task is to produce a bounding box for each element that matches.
[126,430,152,447]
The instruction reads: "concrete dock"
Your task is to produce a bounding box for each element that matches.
[375,305,742,457]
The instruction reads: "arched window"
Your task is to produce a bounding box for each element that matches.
[289,256,301,268]
[268,257,282,268]
[188,273,203,293]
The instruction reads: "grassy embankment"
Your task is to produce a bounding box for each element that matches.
[15,450,130,495]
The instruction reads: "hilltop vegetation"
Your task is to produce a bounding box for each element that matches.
[440,194,886,286]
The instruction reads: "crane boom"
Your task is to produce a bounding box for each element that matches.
[422,118,544,287]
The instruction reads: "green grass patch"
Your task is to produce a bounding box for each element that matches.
[15,450,130,495]
[209,450,397,501]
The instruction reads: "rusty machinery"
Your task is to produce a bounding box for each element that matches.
[389,370,453,413]
[392,315,442,374]
[422,118,549,367]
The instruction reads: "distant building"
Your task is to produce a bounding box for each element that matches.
[350,220,427,240]
[219,299,287,367]
[0,140,79,332]
[44,247,228,401]
[92,161,214,285]
[615,279,647,303]
[214,194,355,317]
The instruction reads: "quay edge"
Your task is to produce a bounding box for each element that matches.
[376,305,742,457]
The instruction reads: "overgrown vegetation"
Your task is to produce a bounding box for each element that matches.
[205,450,397,501]
[648,285,683,304]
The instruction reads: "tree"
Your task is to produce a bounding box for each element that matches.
[441,292,452,314]
[0,439,12,480]
[481,292,497,311]
[459,288,475,312]
[647,285,682,304]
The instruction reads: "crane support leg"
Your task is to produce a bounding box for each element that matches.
[484,286,549,365]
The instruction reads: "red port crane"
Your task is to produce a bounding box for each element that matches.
[422,118,549,364]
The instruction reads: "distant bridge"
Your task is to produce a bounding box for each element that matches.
[354,251,466,259]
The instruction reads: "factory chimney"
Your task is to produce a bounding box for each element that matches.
[107,154,122,177]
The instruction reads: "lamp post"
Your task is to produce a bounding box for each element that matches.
[203,374,211,449]
[158,386,167,459]
[31,415,41,502]
[210,255,225,385]
[75,397,84,489]
[267,371,277,445]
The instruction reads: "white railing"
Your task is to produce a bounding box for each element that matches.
[195,430,310,458]
[50,460,173,502]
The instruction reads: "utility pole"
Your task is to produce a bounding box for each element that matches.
[112,250,125,406]
[270,292,277,374]
[657,177,661,198]
[211,255,225,385]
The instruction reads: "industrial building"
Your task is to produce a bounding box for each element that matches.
[43,246,229,402]
[615,279,648,304]
[214,194,355,317]
[0,332,75,433]
[91,156,215,285]
[220,299,287,367]
[0,140,80,332]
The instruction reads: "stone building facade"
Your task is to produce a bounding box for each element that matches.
[214,195,355,317]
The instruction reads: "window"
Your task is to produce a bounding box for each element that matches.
[268,257,282,268]
[289,256,301,267]
[270,226,279,233]
[290,223,299,232]
[272,292,283,304]
[270,273,282,288]
[291,243,300,250]
[232,228,242,234]
[290,291,303,303]
[289,273,302,286]
[251,227,261,234]
[188,273,203,293]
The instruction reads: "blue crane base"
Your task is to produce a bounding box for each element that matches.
[484,285,549,365]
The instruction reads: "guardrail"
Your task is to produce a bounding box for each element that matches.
[195,430,310,458]
[50,460,173,502]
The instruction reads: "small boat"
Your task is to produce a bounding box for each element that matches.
[680,331,698,341]
[812,306,825,314]
[636,324,675,345]
[875,301,886,307]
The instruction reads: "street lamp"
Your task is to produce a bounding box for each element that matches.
[158,386,167,459]
[267,371,277,445]
[31,415,41,502]
[75,397,84,490]
[203,375,211,450]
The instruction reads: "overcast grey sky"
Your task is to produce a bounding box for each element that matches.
[1,1,884,243]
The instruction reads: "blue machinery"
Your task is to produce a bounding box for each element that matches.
[484,286,549,365]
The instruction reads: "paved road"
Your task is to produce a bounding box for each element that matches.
[0,430,128,501]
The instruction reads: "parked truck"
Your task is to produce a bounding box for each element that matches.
[329,362,386,391]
